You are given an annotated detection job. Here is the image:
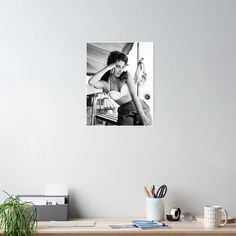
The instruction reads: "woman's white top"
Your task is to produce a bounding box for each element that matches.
[108,79,131,105]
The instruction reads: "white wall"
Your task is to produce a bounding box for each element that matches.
[0,0,235,218]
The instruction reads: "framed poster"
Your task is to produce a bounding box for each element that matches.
[86,42,153,126]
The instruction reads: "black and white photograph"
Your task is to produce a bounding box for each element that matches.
[86,42,153,126]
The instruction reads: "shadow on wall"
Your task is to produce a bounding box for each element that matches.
[68,191,83,218]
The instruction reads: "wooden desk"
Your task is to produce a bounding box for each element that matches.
[34,218,236,236]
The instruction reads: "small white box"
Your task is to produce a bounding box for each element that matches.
[44,184,68,196]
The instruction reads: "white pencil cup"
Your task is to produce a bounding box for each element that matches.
[146,198,165,221]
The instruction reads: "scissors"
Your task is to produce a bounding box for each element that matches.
[154,185,167,198]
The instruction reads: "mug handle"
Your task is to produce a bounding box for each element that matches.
[220,209,228,226]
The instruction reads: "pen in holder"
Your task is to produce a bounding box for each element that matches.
[146,198,165,221]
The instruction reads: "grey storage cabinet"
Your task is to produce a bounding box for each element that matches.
[17,195,69,221]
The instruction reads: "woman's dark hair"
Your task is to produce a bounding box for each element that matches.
[118,71,129,82]
[101,51,128,82]
[107,51,128,66]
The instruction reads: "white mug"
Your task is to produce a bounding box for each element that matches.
[146,198,165,221]
[204,205,228,228]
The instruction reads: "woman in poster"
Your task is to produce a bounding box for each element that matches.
[88,51,152,126]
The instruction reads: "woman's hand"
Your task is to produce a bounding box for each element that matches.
[106,63,116,73]
[141,115,152,126]
[88,63,116,88]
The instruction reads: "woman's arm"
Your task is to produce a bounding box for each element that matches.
[88,64,115,89]
[126,72,152,126]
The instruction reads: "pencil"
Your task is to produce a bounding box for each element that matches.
[144,187,151,198]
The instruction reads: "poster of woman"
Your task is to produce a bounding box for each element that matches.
[86,42,153,126]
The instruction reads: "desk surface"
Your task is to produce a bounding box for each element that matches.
[34,218,236,236]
